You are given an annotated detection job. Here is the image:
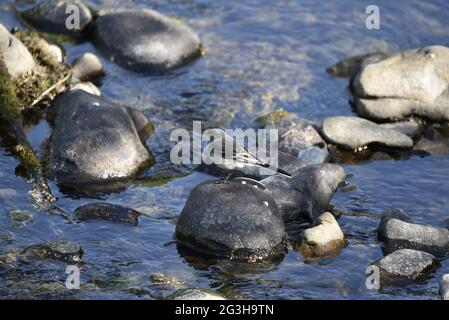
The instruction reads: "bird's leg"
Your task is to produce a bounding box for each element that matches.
[223,171,235,184]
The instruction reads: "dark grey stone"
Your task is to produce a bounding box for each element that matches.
[75,202,140,225]
[378,217,449,256]
[261,164,346,222]
[21,0,93,37]
[45,90,152,188]
[93,9,203,72]
[176,178,286,261]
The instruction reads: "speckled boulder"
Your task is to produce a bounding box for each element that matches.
[369,249,439,286]
[75,202,140,225]
[21,240,83,263]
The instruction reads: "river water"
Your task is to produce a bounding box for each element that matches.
[1,0,449,299]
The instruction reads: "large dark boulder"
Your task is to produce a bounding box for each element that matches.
[176,178,286,262]
[93,9,203,72]
[44,90,153,189]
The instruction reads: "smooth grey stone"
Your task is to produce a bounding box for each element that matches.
[169,288,226,300]
[176,178,286,261]
[265,118,327,158]
[93,9,202,72]
[378,218,449,256]
[0,23,35,78]
[370,249,439,286]
[353,46,449,121]
[322,116,413,150]
[21,240,83,263]
[75,202,140,225]
[379,120,421,138]
[327,52,388,79]
[71,52,104,82]
[440,274,449,300]
[261,163,346,222]
[21,0,93,36]
[45,90,152,188]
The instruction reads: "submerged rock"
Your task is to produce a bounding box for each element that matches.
[45,90,153,188]
[378,217,449,256]
[327,52,388,79]
[21,240,83,263]
[298,212,346,257]
[71,52,104,83]
[21,0,93,37]
[353,46,449,121]
[0,23,35,78]
[370,249,439,286]
[261,164,346,222]
[93,9,203,72]
[75,202,140,225]
[440,274,449,300]
[322,116,413,150]
[176,178,286,261]
[169,288,226,300]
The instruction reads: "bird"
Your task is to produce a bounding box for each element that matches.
[199,129,292,180]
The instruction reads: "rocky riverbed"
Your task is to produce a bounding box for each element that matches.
[1,0,449,300]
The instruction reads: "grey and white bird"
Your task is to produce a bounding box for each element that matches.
[199,129,292,179]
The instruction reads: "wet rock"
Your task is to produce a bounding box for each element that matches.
[70,82,101,96]
[176,178,286,261]
[369,249,439,286]
[75,202,140,225]
[298,212,346,257]
[0,23,35,78]
[440,274,449,300]
[45,90,153,188]
[21,240,83,263]
[8,210,32,222]
[327,52,388,79]
[169,288,226,300]
[71,53,104,82]
[21,0,93,37]
[322,116,413,150]
[261,164,346,222]
[353,46,449,121]
[414,137,449,155]
[378,217,449,256]
[256,109,292,127]
[265,117,328,164]
[93,9,203,72]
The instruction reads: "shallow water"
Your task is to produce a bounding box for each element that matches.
[1,0,449,299]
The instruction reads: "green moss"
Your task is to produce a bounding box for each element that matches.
[256,109,292,127]
[12,30,71,109]
[14,143,42,170]
[0,69,22,120]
